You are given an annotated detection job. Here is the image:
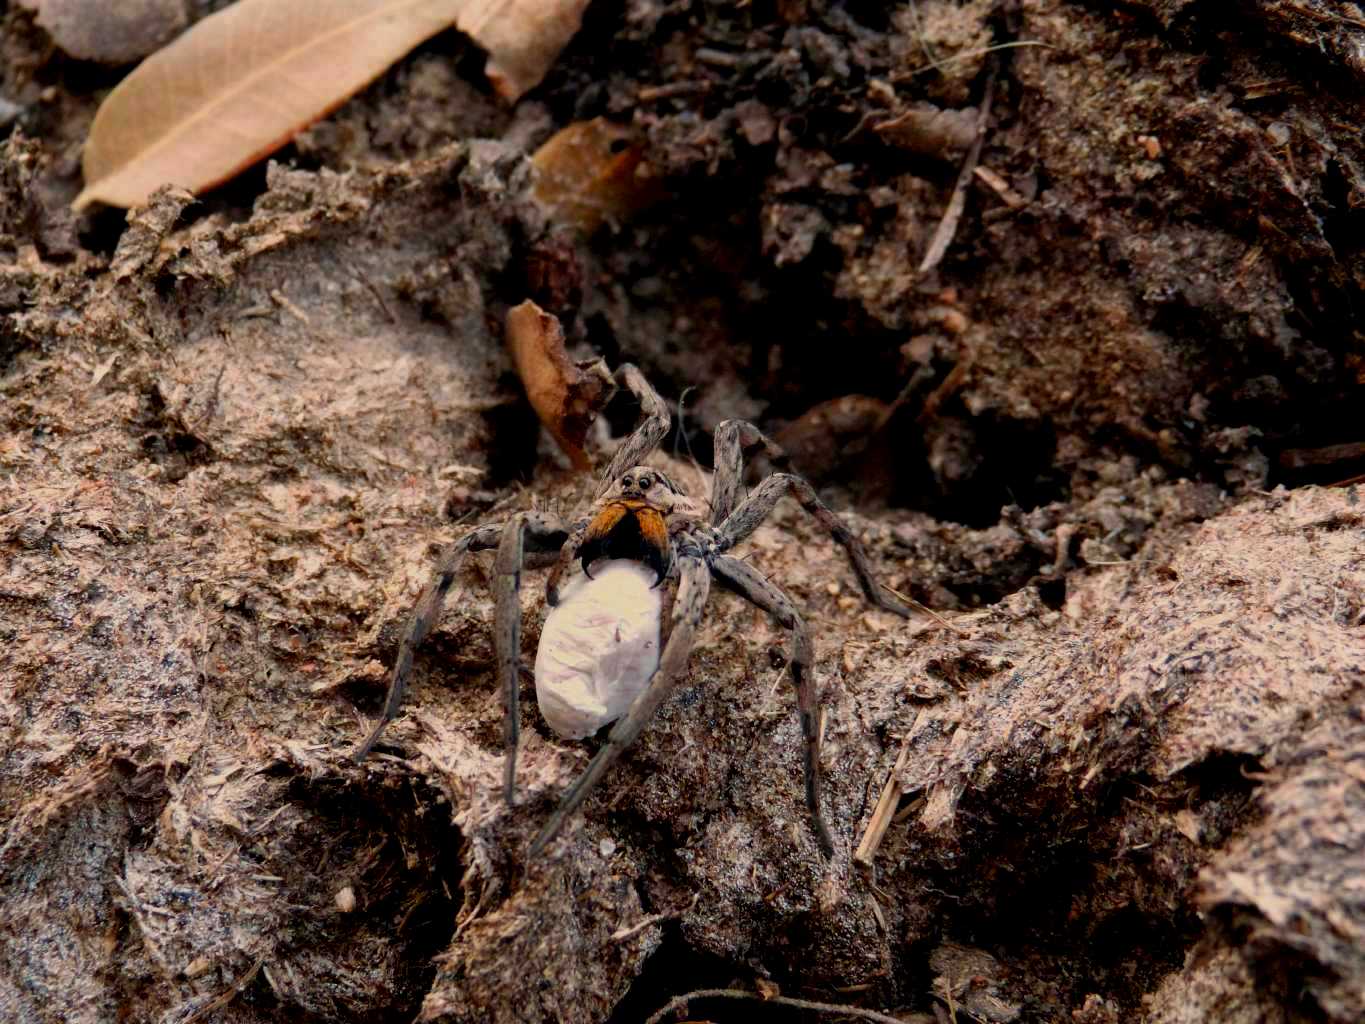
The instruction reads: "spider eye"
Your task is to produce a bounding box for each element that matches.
[639,473,653,489]
[622,475,633,488]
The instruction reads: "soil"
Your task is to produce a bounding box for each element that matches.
[2,2,1363,1023]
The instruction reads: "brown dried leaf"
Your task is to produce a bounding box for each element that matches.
[505,300,612,470]
[873,103,977,157]
[531,118,665,234]
[75,0,590,210]
[75,0,465,210]
[461,0,591,102]
[17,0,188,65]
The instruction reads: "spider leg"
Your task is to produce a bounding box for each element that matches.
[494,511,571,805]
[530,552,711,855]
[595,363,671,499]
[710,554,833,856]
[545,517,590,607]
[710,418,789,525]
[353,515,567,763]
[714,429,914,617]
[354,523,505,761]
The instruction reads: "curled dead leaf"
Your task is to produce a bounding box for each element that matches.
[75,0,468,210]
[461,0,591,102]
[531,118,665,233]
[505,300,612,470]
[874,103,977,157]
[75,0,590,210]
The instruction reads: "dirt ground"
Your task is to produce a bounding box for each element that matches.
[2,2,1363,1022]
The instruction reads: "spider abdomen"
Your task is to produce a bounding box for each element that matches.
[534,559,663,739]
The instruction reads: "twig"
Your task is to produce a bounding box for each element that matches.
[972,165,1027,208]
[1280,440,1365,471]
[643,987,912,1024]
[269,288,311,325]
[637,81,710,102]
[610,895,698,943]
[855,726,916,865]
[914,353,972,429]
[896,40,1052,79]
[919,64,997,273]
[885,585,967,635]
[694,47,744,68]
[181,952,267,1024]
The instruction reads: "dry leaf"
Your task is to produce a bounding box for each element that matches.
[873,103,977,157]
[531,118,665,234]
[754,977,781,999]
[505,300,612,470]
[75,0,590,210]
[460,0,591,102]
[1173,808,1203,844]
[75,0,466,210]
[18,0,188,64]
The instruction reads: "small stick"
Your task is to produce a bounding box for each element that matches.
[611,912,669,944]
[610,895,698,943]
[643,988,912,1024]
[972,165,1027,208]
[694,47,744,67]
[885,585,968,635]
[919,64,998,273]
[895,40,1052,79]
[181,952,267,1024]
[637,81,710,102]
[1280,440,1365,470]
[855,728,915,865]
[915,346,972,428]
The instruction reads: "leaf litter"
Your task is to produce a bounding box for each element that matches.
[76,0,591,209]
[530,118,665,234]
[6,1,1365,1022]
[505,298,613,469]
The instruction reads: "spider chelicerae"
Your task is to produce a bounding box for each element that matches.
[354,364,912,855]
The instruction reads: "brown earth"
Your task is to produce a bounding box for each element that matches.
[1,2,1363,1022]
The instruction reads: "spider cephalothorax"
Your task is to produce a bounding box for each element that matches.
[574,469,681,584]
[354,365,912,855]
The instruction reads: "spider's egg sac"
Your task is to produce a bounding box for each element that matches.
[534,559,663,739]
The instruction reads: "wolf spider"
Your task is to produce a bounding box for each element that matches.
[354,365,912,855]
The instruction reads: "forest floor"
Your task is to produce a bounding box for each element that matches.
[1,2,1363,1023]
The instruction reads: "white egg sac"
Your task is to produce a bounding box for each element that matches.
[534,559,663,739]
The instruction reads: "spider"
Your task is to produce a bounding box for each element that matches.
[354,365,913,855]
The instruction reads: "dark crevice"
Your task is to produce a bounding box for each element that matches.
[275,772,465,1023]
[607,924,798,1024]
[481,370,542,486]
[112,758,172,850]
[135,382,214,482]
[894,766,1239,1014]
[0,321,27,377]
